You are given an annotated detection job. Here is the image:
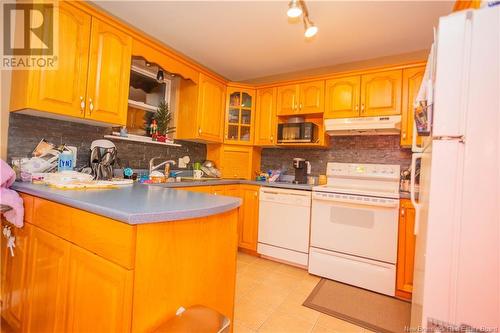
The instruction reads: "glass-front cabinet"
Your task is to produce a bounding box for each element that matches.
[225,87,256,145]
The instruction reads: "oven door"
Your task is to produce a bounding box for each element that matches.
[310,191,399,264]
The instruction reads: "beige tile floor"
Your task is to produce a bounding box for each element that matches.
[234,252,375,333]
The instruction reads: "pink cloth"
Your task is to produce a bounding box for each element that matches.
[0,159,24,227]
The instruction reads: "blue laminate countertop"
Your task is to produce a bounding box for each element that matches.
[12,182,242,225]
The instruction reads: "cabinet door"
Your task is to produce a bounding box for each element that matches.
[24,226,70,333]
[255,88,277,145]
[401,67,425,147]
[360,70,402,116]
[298,80,324,114]
[238,186,259,251]
[30,3,91,118]
[225,88,255,145]
[66,246,133,332]
[396,200,416,300]
[197,74,226,142]
[325,76,361,119]
[221,146,251,179]
[86,18,131,125]
[276,84,299,115]
[1,221,31,332]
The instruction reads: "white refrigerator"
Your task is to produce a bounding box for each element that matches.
[410,7,499,332]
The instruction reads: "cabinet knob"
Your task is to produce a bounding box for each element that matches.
[198,127,202,134]
[402,131,406,139]
[89,98,94,114]
[361,104,365,113]
[299,103,303,110]
[80,96,85,114]
[355,105,359,112]
[401,208,405,217]
[270,135,274,142]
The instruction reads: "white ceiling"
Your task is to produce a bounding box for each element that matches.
[93,1,452,82]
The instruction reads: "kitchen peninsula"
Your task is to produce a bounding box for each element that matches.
[3,183,241,332]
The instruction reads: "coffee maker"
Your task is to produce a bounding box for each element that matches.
[293,158,311,184]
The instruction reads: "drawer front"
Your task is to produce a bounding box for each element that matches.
[32,198,136,269]
[308,247,396,296]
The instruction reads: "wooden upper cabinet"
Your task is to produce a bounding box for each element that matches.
[297,80,324,114]
[197,74,226,142]
[360,69,402,116]
[325,76,361,119]
[30,3,91,119]
[66,246,133,332]
[225,88,256,145]
[277,81,324,115]
[24,226,71,333]
[85,19,132,125]
[276,84,299,115]
[255,88,277,146]
[401,66,425,147]
[396,199,416,300]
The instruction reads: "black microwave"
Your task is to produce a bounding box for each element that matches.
[277,122,318,143]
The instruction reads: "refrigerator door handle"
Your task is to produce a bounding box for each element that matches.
[411,153,423,235]
[412,123,424,153]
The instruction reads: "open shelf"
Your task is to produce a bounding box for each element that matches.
[104,133,181,147]
[127,99,157,112]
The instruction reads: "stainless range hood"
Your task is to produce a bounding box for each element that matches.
[325,115,401,136]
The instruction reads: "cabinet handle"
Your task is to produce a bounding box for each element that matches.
[361,104,365,113]
[299,103,303,110]
[270,135,274,142]
[198,127,202,134]
[89,98,94,114]
[355,105,359,112]
[80,97,85,114]
[402,131,407,139]
[401,208,405,217]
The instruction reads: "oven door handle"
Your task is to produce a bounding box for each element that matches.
[312,194,399,208]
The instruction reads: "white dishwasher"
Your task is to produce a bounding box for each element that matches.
[257,187,312,266]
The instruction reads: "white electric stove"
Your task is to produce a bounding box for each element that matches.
[309,162,401,296]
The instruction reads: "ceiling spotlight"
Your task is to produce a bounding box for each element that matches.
[287,0,303,18]
[304,17,318,38]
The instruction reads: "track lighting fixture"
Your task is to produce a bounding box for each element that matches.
[304,17,318,38]
[286,0,318,38]
[287,0,302,18]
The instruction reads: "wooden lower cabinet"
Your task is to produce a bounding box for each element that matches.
[1,195,238,332]
[24,225,71,333]
[238,186,259,252]
[20,225,133,333]
[396,199,416,300]
[1,221,31,332]
[66,246,133,332]
[177,184,260,252]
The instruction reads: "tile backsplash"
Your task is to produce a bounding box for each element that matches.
[7,114,411,176]
[7,113,206,169]
[261,135,412,176]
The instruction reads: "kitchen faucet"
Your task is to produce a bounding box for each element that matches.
[149,157,176,175]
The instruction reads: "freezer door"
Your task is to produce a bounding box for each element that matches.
[433,11,471,137]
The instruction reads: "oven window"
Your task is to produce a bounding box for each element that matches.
[330,206,375,229]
